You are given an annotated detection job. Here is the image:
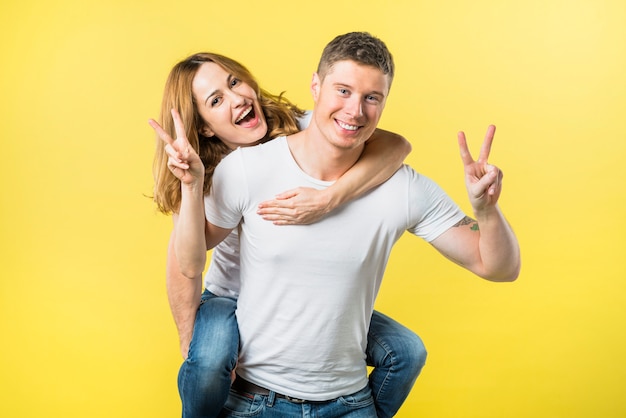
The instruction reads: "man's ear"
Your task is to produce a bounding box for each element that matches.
[310,72,321,102]
[199,124,214,137]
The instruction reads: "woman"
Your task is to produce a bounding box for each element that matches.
[150,52,426,418]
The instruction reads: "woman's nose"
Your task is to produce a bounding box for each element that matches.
[228,90,246,107]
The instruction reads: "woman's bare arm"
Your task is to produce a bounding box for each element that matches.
[165,225,202,359]
[257,128,411,225]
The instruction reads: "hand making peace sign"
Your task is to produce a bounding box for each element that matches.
[149,109,205,186]
[458,125,504,213]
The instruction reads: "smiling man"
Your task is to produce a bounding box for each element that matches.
[174,31,520,418]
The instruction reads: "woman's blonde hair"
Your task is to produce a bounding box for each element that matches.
[152,52,305,214]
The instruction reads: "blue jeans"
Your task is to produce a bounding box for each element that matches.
[178,290,427,418]
[178,291,239,418]
[366,311,427,417]
[220,385,376,418]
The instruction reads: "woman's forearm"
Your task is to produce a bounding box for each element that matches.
[326,128,411,209]
[166,228,202,358]
[256,129,411,225]
[174,181,207,278]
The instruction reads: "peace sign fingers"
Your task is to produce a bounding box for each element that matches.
[148,117,189,170]
[458,124,496,167]
[457,124,503,211]
[148,109,204,184]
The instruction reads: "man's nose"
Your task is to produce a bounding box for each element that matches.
[345,97,363,118]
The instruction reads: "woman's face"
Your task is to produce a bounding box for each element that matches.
[192,62,268,149]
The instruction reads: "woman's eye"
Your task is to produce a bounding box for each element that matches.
[338,88,348,95]
[231,78,240,87]
[211,97,221,106]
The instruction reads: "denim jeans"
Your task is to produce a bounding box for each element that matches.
[220,385,376,418]
[178,290,427,418]
[365,311,427,418]
[178,291,239,418]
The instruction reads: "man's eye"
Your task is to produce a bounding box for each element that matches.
[338,88,348,95]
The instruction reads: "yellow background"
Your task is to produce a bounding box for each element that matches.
[1,0,625,417]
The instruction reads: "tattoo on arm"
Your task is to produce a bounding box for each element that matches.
[454,216,479,231]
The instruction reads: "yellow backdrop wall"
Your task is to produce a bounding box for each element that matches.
[1,0,625,417]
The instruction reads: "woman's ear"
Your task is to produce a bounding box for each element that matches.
[199,124,214,137]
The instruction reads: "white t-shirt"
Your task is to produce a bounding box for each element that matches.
[203,112,313,297]
[204,136,465,400]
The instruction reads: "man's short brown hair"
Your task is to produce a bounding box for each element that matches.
[316,32,395,87]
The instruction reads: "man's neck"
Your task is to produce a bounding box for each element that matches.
[287,128,364,182]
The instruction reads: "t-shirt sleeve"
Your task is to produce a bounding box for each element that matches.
[406,169,467,242]
[204,149,246,229]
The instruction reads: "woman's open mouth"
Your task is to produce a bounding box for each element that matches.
[236,106,256,126]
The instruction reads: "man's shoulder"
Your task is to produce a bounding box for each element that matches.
[389,164,422,182]
[380,164,442,196]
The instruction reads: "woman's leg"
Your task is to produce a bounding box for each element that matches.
[366,310,427,418]
[178,290,239,418]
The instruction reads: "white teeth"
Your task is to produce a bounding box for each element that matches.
[338,120,358,131]
[236,106,252,123]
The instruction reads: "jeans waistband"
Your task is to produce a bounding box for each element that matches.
[232,376,320,404]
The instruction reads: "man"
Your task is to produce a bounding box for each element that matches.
[173,32,520,417]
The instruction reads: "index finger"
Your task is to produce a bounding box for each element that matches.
[457,130,475,166]
[148,118,175,147]
[170,108,188,144]
[477,125,496,164]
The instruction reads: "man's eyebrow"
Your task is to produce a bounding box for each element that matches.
[367,90,385,98]
[333,82,384,97]
[333,82,353,90]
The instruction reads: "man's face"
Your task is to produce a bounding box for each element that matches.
[311,60,390,150]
